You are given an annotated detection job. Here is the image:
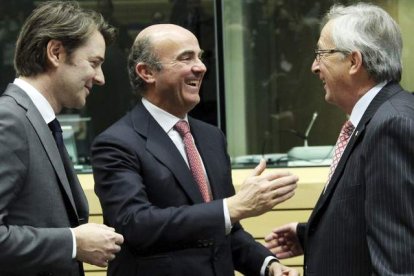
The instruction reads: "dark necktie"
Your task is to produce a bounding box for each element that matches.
[48,118,86,226]
[174,120,211,202]
[48,118,65,157]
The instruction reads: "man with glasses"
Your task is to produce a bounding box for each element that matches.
[265,3,414,275]
[92,23,299,276]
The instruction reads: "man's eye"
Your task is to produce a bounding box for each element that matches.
[90,61,100,68]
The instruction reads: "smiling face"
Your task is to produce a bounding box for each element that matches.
[53,30,106,111]
[311,21,355,112]
[141,25,207,118]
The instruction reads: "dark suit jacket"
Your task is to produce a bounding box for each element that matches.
[0,84,88,276]
[297,82,414,275]
[92,102,273,276]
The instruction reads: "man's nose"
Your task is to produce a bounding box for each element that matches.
[311,59,320,74]
[94,67,105,86]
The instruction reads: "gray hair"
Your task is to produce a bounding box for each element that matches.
[324,3,402,82]
[127,36,162,96]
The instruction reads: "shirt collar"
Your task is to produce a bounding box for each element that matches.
[13,78,56,124]
[349,81,387,127]
[142,98,188,133]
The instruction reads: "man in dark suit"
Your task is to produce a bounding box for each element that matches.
[264,3,414,275]
[92,24,299,276]
[0,2,124,275]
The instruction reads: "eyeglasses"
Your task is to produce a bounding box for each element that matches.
[314,49,349,62]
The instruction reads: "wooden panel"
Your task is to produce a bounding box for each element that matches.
[89,215,103,224]
[84,264,106,273]
[241,210,312,238]
[84,272,106,276]
[78,174,102,215]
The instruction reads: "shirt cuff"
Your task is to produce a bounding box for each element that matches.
[69,228,77,259]
[260,256,278,276]
[222,199,232,235]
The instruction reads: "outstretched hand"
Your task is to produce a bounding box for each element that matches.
[227,159,299,223]
[264,222,303,259]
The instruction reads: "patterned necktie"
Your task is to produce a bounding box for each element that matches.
[326,120,355,187]
[174,120,211,202]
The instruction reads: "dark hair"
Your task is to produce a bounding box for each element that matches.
[127,36,162,96]
[14,1,117,77]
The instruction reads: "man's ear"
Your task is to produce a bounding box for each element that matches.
[46,39,65,68]
[136,62,156,84]
[349,51,363,75]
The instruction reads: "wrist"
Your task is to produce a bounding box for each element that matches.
[226,196,243,223]
[265,259,278,276]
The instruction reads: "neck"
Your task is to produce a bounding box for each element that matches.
[19,75,61,114]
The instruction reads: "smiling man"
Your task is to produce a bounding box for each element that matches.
[0,2,124,276]
[265,3,414,276]
[91,24,299,276]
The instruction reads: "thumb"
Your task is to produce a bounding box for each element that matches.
[250,158,266,177]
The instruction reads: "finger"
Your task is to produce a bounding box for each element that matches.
[107,253,116,261]
[269,175,299,189]
[272,190,296,205]
[286,269,299,276]
[250,159,266,177]
[271,224,294,234]
[114,233,124,244]
[264,233,276,242]
[264,239,277,249]
[94,259,108,268]
[272,184,297,199]
[108,243,122,253]
[263,171,292,181]
[276,250,295,259]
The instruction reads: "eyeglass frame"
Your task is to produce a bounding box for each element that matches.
[314,48,350,62]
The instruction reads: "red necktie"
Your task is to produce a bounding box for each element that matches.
[326,120,355,187]
[174,120,211,202]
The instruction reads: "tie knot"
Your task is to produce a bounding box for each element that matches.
[174,120,190,137]
[48,118,62,133]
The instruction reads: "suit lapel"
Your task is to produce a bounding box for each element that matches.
[131,103,204,203]
[4,85,81,220]
[309,82,402,222]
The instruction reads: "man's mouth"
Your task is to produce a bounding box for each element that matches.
[185,80,199,87]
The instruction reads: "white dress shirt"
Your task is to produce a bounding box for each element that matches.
[349,81,387,127]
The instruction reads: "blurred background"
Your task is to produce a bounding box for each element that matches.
[1,0,412,171]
